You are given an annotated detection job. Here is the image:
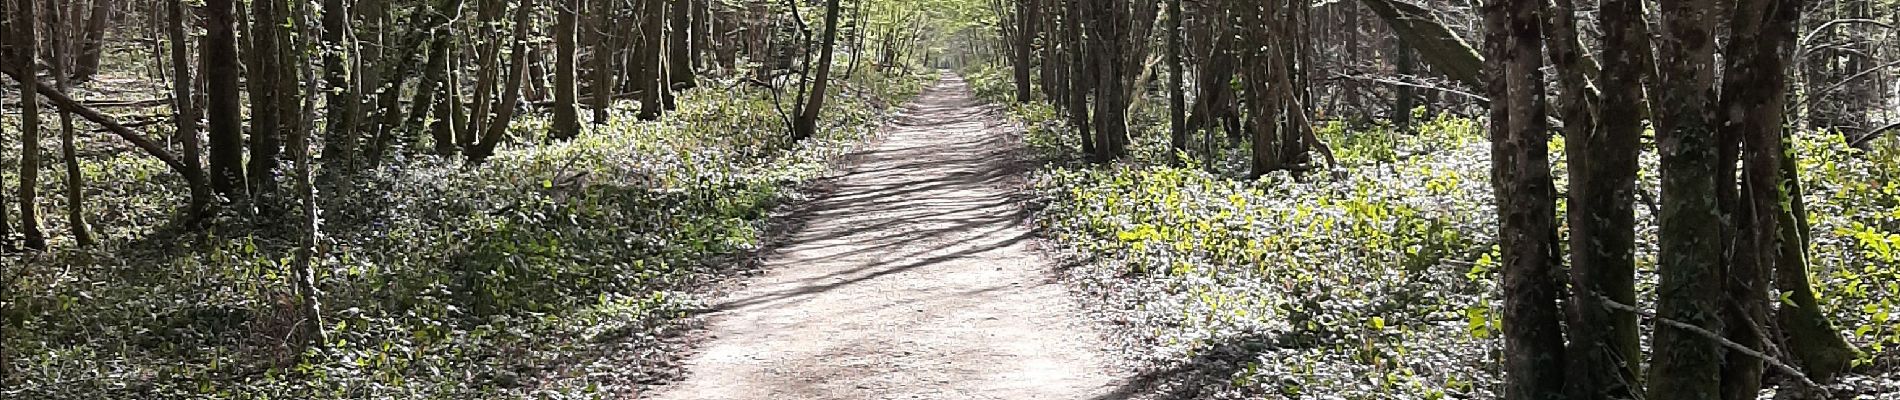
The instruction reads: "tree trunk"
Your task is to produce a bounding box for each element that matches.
[1646,0,1726,395]
[248,0,285,213]
[14,0,46,250]
[1039,0,1063,105]
[205,0,249,203]
[692,0,709,71]
[668,0,696,89]
[1391,44,1415,131]
[1242,3,1282,176]
[1165,0,1185,160]
[553,0,582,139]
[467,0,504,143]
[1357,0,1483,89]
[1084,0,1127,161]
[1561,0,1644,395]
[166,0,210,218]
[1066,0,1093,156]
[636,0,665,120]
[1774,135,1860,383]
[792,0,844,140]
[449,53,472,150]
[842,0,864,79]
[50,0,93,247]
[72,0,112,82]
[1,0,13,252]
[408,32,451,151]
[1014,0,1035,102]
[320,0,358,175]
[1483,0,1566,396]
[1716,0,1810,395]
[591,0,614,124]
[290,2,329,348]
[469,0,534,161]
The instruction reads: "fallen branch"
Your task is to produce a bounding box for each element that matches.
[81,97,174,108]
[1330,72,1490,103]
[3,64,197,181]
[1595,293,1828,395]
[1847,121,1900,148]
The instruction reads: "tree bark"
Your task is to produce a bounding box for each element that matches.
[1,0,12,251]
[205,0,249,202]
[1358,0,1483,89]
[636,0,666,120]
[320,0,358,174]
[1165,0,1185,160]
[1014,0,1035,102]
[50,0,93,247]
[1084,0,1127,161]
[1242,1,1282,176]
[553,0,583,139]
[792,0,844,140]
[72,0,112,82]
[1039,0,1063,105]
[1715,0,1809,395]
[469,0,534,161]
[668,0,697,89]
[1561,0,1645,395]
[1646,0,1726,396]
[408,30,452,152]
[165,0,210,218]
[1391,44,1416,131]
[1065,0,1093,156]
[14,0,46,250]
[591,0,614,124]
[467,0,504,144]
[692,0,709,71]
[1774,135,1860,383]
[289,0,328,348]
[248,0,285,212]
[1484,0,1566,396]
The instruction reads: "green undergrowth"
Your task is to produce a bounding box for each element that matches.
[974,68,1899,398]
[1,69,933,399]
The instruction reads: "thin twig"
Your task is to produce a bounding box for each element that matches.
[1330,72,1490,103]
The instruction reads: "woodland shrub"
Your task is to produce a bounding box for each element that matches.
[1020,107,1898,398]
[2,70,932,399]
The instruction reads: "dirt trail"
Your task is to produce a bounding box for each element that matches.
[645,76,1124,399]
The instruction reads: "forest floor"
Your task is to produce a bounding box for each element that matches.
[644,76,1129,399]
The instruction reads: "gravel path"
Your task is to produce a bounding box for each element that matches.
[644,75,1125,400]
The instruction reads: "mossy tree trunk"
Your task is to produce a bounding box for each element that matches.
[1482,0,1567,396]
[1561,0,1646,395]
[1775,138,1861,383]
[1646,0,1726,397]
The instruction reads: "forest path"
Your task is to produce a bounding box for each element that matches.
[644,75,1125,399]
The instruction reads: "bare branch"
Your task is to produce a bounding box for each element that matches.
[1594,293,1829,394]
